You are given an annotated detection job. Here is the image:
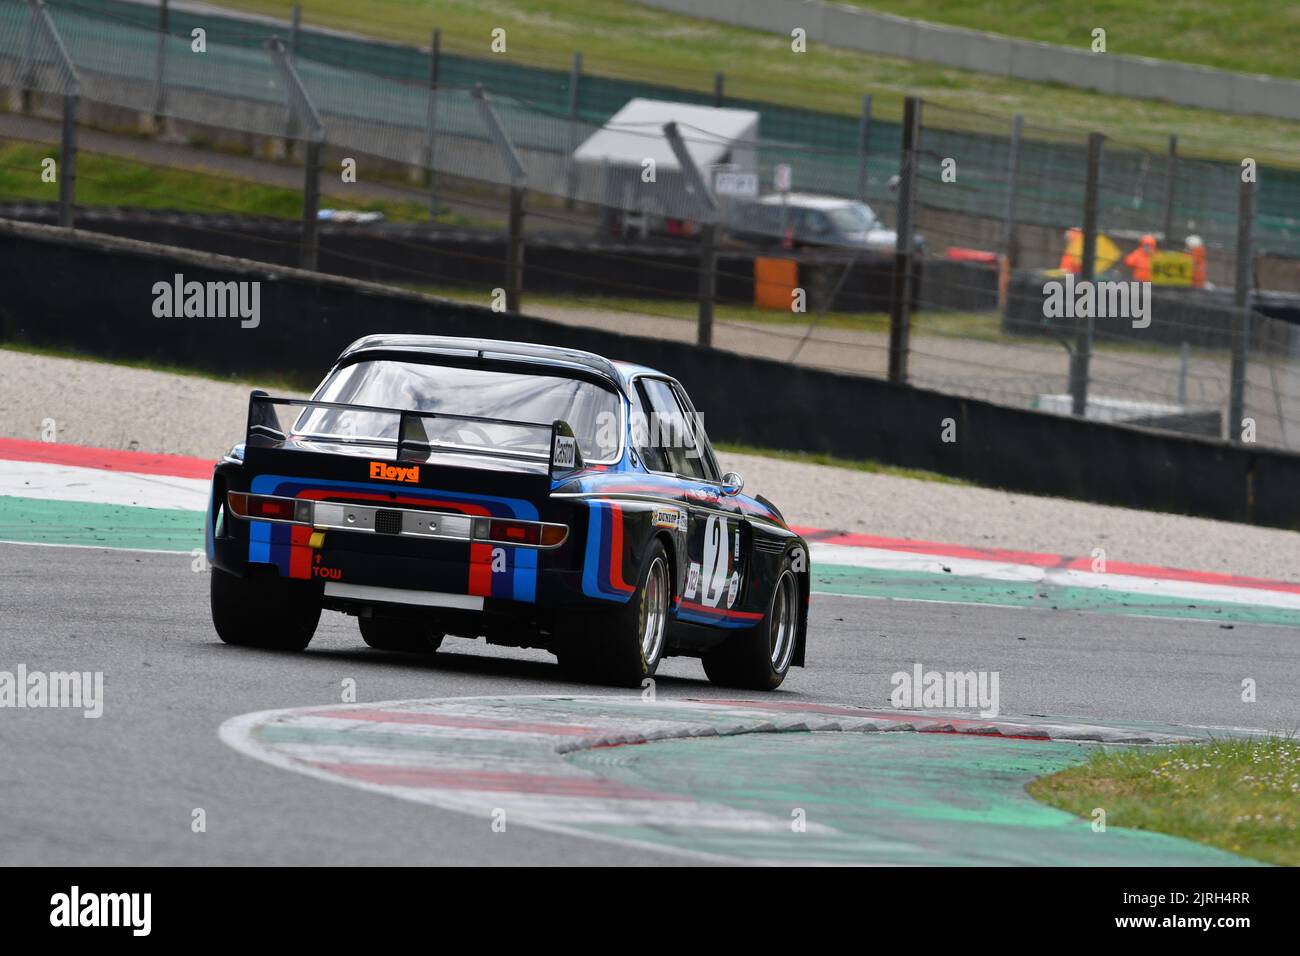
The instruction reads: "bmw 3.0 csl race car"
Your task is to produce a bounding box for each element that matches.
[207,335,809,689]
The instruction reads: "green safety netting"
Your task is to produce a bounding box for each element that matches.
[7,0,1299,256]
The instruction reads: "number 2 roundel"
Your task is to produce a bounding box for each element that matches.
[700,514,731,608]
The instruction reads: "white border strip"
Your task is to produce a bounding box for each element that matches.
[324,582,485,610]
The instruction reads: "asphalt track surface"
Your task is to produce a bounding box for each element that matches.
[3,540,1296,866]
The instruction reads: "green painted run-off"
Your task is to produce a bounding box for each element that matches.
[567,732,1256,865]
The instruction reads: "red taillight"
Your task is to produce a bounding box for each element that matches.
[226,492,311,524]
[256,498,297,521]
[488,519,541,546]
[472,518,567,547]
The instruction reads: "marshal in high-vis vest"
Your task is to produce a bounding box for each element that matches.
[206,335,809,690]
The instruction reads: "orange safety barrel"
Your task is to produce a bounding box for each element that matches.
[754,257,799,310]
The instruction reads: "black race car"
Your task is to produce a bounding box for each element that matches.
[206,335,809,689]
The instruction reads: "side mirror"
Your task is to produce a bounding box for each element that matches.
[721,472,744,496]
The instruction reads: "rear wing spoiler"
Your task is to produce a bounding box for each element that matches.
[246,391,585,475]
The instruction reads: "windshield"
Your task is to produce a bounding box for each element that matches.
[294,359,622,461]
[826,203,878,233]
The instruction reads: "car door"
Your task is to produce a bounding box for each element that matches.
[634,377,747,621]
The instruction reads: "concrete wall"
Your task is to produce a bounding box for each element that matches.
[640,0,1300,122]
[1,217,1296,529]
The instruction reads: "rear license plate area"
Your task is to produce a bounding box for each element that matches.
[374,509,403,535]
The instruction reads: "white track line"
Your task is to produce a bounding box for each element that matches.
[810,542,1300,611]
[0,539,188,555]
[0,460,209,510]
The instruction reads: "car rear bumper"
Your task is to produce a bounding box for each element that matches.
[211,532,591,610]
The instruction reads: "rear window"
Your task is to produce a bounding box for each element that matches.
[294,359,622,461]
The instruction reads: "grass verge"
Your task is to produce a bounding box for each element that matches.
[0,140,450,224]
[1028,737,1300,866]
[211,0,1300,163]
[410,283,1193,357]
[413,282,1008,336]
[840,1,1300,80]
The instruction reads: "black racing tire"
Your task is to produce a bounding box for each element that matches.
[359,615,444,654]
[702,559,800,691]
[210,567,321,651]
[559,540,671,688]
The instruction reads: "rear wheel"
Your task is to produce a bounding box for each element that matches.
[359,615,444,654]
[559,541,671,687]
[210,567,321,651]
[703,562,799,691]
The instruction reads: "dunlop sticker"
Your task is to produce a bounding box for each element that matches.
[653,507,684,530]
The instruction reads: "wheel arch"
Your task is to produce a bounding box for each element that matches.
[651,528,680,599]
[791,556,810,668]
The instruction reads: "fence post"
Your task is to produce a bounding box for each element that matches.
[664,121,720,347]
[280,5,303,159]
[150,0,168,128]
[1229,173,1256,441]
[563,51,582,207]
[696,224,718,347]
[426,27,440,220]
[288,4,301,57]
[59,89,77,227]
[855,94,872,202]
[999,113,1022,315]
[301,141,322,268]
[29,1,80,227]
[888,96,921,384]
[472,85,528,313]
[713,71,724,107]
[1162,134,1178,244]
[1070,132,1104,417]
[1178,341,1189,407]
[19,1,35,114]
[507,186,525,312]
[268,38,325,269]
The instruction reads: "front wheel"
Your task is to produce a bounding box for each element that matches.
[559,541,671,687]
[210,567,321,651]
[703,562,800,691]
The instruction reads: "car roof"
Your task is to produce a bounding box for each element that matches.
[339,334,661,392]
[611,360,670,384]
[756,193,863,210]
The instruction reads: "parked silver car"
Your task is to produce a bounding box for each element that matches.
[727,193,922,252]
